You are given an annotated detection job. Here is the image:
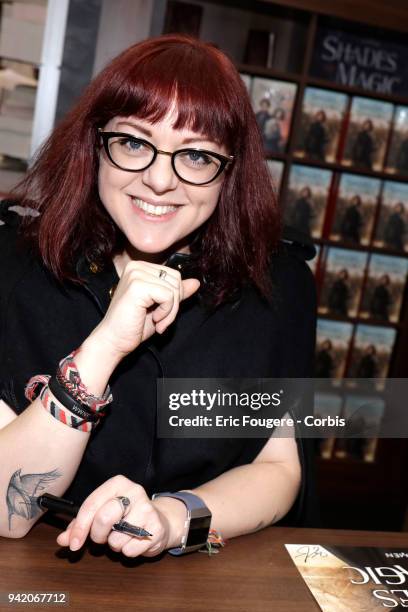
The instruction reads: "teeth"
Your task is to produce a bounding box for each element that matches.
[132,197,178,216]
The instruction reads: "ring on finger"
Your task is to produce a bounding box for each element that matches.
[158,269,167,280]
[114,495,131,518]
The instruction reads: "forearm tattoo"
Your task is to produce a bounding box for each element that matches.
[6,468,61,529]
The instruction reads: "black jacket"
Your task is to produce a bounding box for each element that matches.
[0,202,317,525]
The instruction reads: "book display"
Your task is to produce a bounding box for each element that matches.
[0,0,48,194]
[319,247,368,317]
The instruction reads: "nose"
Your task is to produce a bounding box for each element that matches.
[141,151,178,194]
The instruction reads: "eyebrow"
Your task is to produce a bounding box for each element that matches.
[116,121,219,146]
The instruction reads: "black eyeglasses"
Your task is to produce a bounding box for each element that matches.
[98,130,234,186]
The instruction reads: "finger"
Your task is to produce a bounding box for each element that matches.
[56,519,75,547]
[181,278,200,300]
[89,498,127,544]
[121,537,158,558]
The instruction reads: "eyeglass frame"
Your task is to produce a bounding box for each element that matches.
[98,129,234,186]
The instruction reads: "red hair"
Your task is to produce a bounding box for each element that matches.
[15,34,280,305]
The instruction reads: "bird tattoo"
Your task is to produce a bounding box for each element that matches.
[6,468,61,529]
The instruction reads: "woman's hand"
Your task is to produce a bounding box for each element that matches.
[91,261,200,359]
[56,476,187,557]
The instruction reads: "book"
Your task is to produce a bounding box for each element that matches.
[348,324,397,379]
[341,97,394,172]
[373,181,408,252]
[266,159,284,195]
[286,543,408,611]
[315,318,353,379]
[284,164,333,239]
[384,105,408,175]
[319,247,368,317]
[360,254,408,323]
[329,173,381,245]
[239,73,252,93]
[314,392,343,459]
[243,30,275,68]
[251,77,297,154]
[334,394,385,462]
[294,87,348,163]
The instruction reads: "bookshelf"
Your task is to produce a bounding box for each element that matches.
[156,0,408,530]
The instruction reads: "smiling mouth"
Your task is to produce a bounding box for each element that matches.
[130,196,179,217]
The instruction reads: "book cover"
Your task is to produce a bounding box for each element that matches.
[360,254,408,323]
[310,25,408,96]
[314,392,343,459]
[267,159,284,195]
[373,181,408,252]
[319,247,368,317]
[385,105,408,176]
[348,324,397,379]
[334,394,385,462]
[239,73,252,93]
[251,77,297,154]
[286,543,408,611]
[315,319,353,379]
[329,173,381,245]
[294,87,348,163]
[284,164,333,239]
[341,97,394,172]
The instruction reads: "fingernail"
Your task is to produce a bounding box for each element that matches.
[70,538,81,551]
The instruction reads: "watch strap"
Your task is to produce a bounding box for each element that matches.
[152,491,211,555]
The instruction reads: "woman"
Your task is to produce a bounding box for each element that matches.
[0,35,316,556]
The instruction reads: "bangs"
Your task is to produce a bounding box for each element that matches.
[92,37,243,150]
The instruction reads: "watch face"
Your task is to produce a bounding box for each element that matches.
[187,516,212,547]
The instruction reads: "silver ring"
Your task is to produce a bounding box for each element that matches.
[159,269,167,280]
[114,496,131,518]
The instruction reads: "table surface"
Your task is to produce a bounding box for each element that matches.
[1,522,408,611]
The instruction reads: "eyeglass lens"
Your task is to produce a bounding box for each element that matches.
[108,135,222,184]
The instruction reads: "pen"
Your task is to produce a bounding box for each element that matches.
[37,493,152,538]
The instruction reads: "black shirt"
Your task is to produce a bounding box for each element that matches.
[0,203,317,524]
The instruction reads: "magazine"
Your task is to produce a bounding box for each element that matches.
[348,324,397,379]
[266,159,284,195]
[251,77,297,154]
[286,543,408,611]
[315,318,353,379]
[294,87,348,163]
[341,97,394,172]
[329,173,381,246]
[373,181,408,252]
[360,254,408,323]
[284,164,333,238]
[319,247,368,317]
[334,394,385,462]
[384,105,408,176]
[314,392,343,459]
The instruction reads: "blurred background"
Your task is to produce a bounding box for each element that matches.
[1,0,408,532]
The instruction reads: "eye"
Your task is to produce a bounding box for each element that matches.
[117,137,146,155]
[180,150,213,167]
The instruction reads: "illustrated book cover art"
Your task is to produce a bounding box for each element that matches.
[334,394,385,462]
[359,254,408,323]
[341,97,394,172]
[284,164,333,239]
[329,173,381,246]
[286,543,408,611]
[314,392,343,459]
[294,87,348,163]
[315,318,354,379]
[385,105,408,176]
[347,324,397,379]
[251,77,297,155]
[373,181,408,253]
[319,247,368,318]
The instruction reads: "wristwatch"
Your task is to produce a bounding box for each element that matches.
[152,491,212,555]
